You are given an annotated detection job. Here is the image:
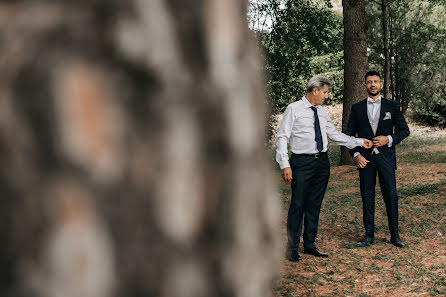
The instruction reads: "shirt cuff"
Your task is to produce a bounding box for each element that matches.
[357,138,364,147]
[387,135,393,147]
[279,161,290,170]
[354,152,361,157]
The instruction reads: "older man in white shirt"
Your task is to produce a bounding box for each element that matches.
[276,75,372,262]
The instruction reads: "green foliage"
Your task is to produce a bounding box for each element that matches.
[259,0,344,114]
[309,51,344,104]
[250,0,345,143]
[366,0,446,126]
[411,89,446,127]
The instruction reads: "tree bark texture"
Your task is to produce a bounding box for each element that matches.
[0,1,280,297]
[340,0,368,165]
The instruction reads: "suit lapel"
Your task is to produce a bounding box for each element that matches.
[376,98,387,135]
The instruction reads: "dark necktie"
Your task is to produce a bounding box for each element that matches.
[310,106,323,153]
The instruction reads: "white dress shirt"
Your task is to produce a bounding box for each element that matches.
[368,96,381,118]
[276,96,364,169]
[353,96,393,157]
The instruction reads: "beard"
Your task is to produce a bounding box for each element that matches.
[367,90,380,96]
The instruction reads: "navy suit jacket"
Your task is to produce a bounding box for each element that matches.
[345,98,410,169]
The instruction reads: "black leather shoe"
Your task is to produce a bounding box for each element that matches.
[355,236,374,247]
[286,250,302,262]
[390,238,406,248]
[303,248,328,258]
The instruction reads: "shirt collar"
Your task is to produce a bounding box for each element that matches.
[367,95,382,104]
[302,96,316,108]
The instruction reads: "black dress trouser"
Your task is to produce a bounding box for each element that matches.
[358,153,399,239]
[287,153,330,251]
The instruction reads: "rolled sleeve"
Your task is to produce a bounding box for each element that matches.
[326,115,364,149]
[276,106,293,169]
[277,153,290,170]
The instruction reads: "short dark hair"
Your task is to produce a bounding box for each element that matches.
[364,70,382,83]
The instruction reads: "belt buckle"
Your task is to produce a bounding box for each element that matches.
[314,153,320,159]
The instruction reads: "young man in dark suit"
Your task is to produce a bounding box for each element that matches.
[346,70,410,248]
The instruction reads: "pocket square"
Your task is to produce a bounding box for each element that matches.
[383,112,391,120]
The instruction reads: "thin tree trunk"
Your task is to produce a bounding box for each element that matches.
[395,59,401,106]
[0,1,280,297]
[390,13,395,100]
[340,0,368,165]
[382,0,391,98]
[401,81,410,114]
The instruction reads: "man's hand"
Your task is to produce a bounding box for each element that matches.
[282,167,292,182]
[362,139,373,149]
[354,154,370,169]
[373,135,389,147]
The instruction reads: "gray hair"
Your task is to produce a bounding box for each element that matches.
[306,75,332,92]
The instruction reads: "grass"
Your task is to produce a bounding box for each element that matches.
[399,150,446,164]
[398,134,446,151]
[273,122,446,297]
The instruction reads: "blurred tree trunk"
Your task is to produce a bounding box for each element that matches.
[0,1,280,297]
[340,0,368,165]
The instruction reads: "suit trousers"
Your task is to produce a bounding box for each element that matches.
[358,153,399,239]
[287,153,330,251]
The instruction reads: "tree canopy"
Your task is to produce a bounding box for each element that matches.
[367,0,446,126]
[254,0,344,115]
[251,0,446,129]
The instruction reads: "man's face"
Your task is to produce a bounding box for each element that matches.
[313,84,329,106]
[364,75,383,97]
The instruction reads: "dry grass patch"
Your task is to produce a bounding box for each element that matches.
[397,164,446,185]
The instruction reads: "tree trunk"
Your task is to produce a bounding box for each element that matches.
[340,0,368,165]
[0,1,280,297]
[395,59,401,106]
[382,0,391,99]
[390,13,395,100]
